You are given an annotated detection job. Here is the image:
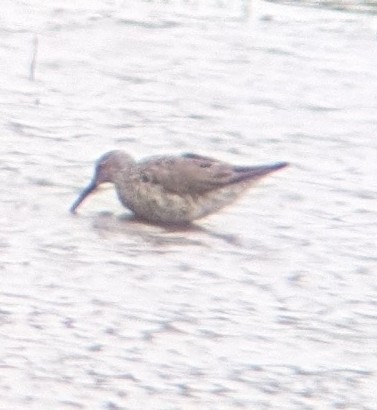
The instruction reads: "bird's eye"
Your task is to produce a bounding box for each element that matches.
[141,174,149,182]
[200,163,211,168]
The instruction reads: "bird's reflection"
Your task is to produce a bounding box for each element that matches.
[90,212,242,247]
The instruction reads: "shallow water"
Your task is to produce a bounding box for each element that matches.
[1,0,377,409]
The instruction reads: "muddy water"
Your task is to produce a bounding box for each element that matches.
[1,0,376,409]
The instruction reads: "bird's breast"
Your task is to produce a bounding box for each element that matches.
[115,180,195,223]
[114,178,252,223]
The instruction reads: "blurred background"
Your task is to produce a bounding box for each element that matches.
[1,1,376,409]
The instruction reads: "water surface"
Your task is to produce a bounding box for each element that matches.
[1,0,376,408]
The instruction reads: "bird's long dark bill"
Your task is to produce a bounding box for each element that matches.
[233,162,289,183]
[70,181,97,214]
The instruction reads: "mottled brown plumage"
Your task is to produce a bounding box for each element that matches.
[70,150,288,224]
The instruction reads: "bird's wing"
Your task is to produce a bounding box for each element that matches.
[137,154,237,195]
[138,154,288,196]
